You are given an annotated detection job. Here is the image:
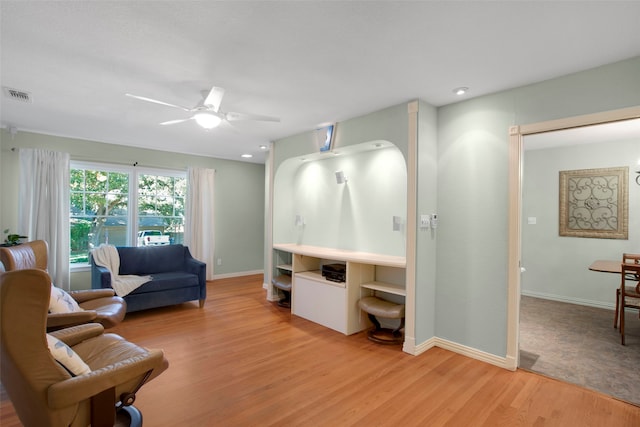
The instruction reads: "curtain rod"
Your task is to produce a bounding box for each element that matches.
[7,148,188,171]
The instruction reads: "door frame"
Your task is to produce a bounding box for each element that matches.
[506,106,640,369]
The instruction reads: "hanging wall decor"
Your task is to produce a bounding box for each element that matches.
[559,166,628,239]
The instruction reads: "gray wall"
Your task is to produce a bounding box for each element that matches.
[435,56,640,356]
[0,129,265,288]
[522,139,640,307]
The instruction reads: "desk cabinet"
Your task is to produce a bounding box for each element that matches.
[273,244,406,336]
[293,272,348,334]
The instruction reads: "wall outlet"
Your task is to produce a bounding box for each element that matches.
[217,258,222,266]
[393,215,402,231]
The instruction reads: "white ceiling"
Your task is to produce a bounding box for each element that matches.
[1,1,639,164]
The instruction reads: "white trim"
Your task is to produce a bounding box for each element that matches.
[521,290,615,310]
[407,336,515,370]
[213,269,264,280]
[433,338,514,370]
[405,100,418,356]
[407,336,436,356]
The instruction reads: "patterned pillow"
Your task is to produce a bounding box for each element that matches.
[46,334,91,376]
[49,284,84,313]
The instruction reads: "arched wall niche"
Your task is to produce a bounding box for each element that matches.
[273,140,407,257]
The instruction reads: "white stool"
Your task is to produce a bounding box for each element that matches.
[358,296,405,344]
[272,274,292,308]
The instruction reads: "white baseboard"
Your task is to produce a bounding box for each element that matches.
[521,290,614,310]
[212,269,264,280]
[402,335,513,370]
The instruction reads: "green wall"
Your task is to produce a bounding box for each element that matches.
[435,56,640,356]
[0,129,265,288]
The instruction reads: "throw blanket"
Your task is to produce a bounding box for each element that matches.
[91,244,152,297]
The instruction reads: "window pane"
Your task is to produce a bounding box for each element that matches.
[70,167,130,264]
[137,173,185,246]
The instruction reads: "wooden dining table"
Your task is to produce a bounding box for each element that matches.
[588,260,622,274]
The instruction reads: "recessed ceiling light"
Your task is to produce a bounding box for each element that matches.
[453,87,469,96]
[241,154,253,158]
[259,145,268,150]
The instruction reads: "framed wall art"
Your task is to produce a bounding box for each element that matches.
[559,166,628,239]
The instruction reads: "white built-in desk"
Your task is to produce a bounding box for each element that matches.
[272,244,406,335]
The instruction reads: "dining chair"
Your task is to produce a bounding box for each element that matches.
[614,253,640,329]
[616,255,640,345]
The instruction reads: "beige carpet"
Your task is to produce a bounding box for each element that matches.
[519,296,640,406]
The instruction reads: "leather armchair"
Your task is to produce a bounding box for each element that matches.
[0,240,126,330]
[0,269,169,427]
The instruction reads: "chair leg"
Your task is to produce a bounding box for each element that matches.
[277,290,290,308]
[620,306,626,345]
[614,288,620,329]
[367,313,382,331]
[392,317,405,337]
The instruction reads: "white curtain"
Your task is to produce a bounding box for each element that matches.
[185,167,215,280]
[18,148,71,289]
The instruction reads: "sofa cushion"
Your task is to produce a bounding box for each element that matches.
[117,245,187,275]
[128,272,200,295]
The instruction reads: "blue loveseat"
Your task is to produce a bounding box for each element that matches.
[91,244,206,313]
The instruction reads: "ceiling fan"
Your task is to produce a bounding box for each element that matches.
[125,86,280,129]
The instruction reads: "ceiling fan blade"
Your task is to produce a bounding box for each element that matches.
[203,87,225,112]
[126,93,191,111]
[225,111,280,122]
[159,118,193,126]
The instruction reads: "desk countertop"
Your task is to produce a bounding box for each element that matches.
[273,243,406,268]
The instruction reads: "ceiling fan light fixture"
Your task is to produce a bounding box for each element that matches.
[194,112,222,129]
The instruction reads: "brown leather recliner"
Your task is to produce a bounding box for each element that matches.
[0,240,126,330]
[0,269,169,427]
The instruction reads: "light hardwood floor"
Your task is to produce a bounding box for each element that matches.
[2,274,640,426]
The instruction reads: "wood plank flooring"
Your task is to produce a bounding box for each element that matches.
[2,274,640,426]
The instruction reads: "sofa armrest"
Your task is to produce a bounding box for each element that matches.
[184,248,207,302]
[47,311,99,331]
[91,263,112,290]
[70,288,116,303]
[49,323,105,346]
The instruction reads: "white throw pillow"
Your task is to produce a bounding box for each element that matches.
[49,284,83,313]
[46,334,91,376]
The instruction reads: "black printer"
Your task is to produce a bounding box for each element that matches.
[321,263,346,283]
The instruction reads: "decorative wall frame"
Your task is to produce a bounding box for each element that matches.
[559,166,628,239]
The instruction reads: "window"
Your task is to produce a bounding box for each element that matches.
[70,162,186,265]
[137,173,186,245]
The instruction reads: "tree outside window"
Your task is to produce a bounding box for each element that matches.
[70,168,129,264]
[138,174,186,245]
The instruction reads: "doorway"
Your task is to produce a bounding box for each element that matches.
[517,117,640,404]
[505,106,640,371]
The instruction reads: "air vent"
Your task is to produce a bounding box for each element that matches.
[3,87,32,103]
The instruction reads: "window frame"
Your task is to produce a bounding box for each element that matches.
[70,161,186,270]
